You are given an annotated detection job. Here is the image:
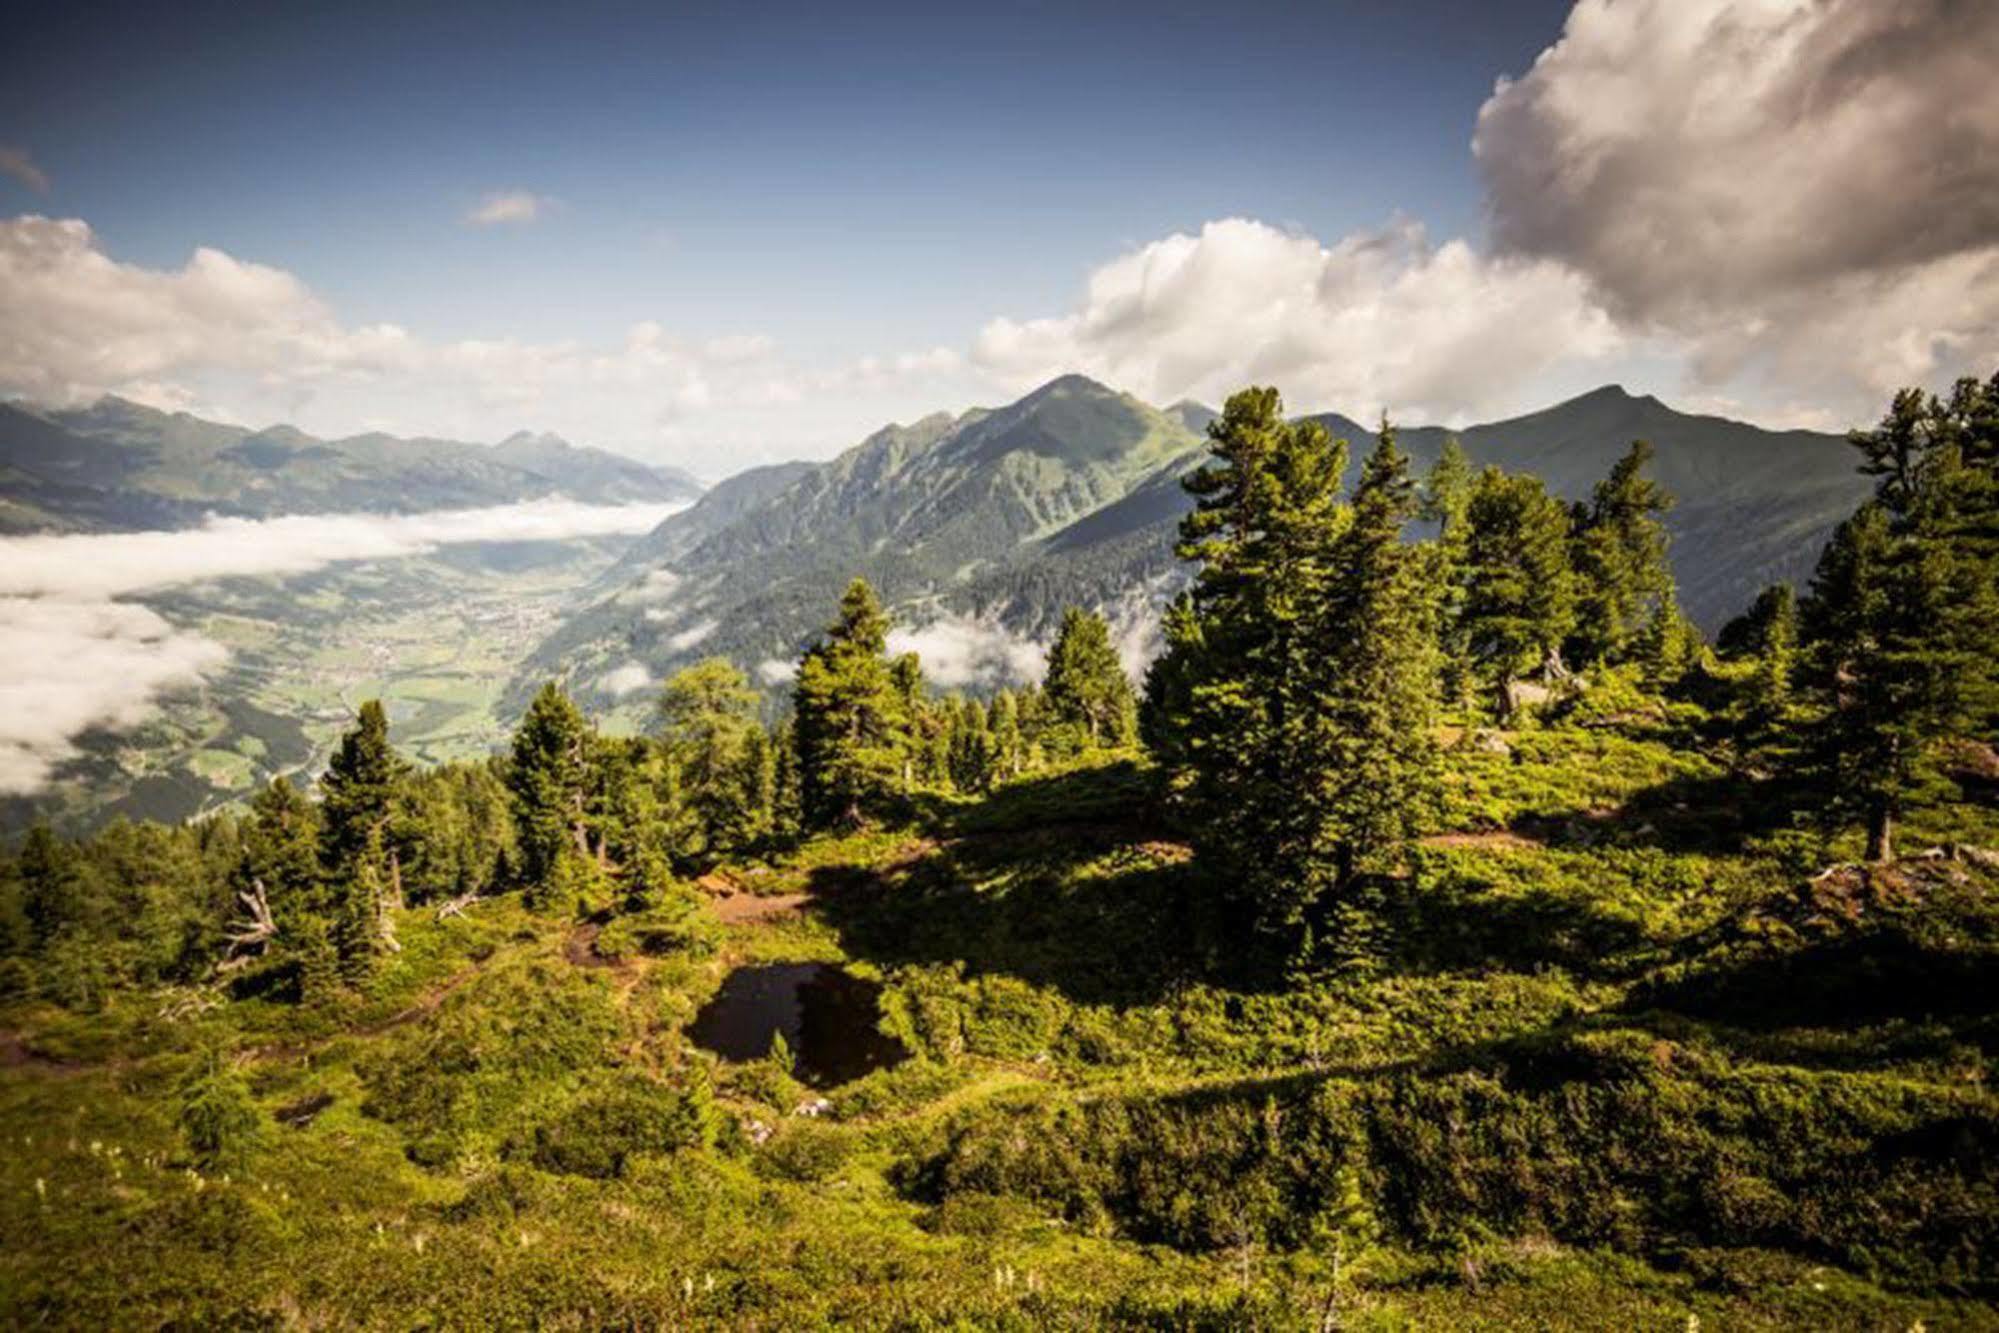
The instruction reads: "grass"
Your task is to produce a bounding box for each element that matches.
[3,718,1997,1326]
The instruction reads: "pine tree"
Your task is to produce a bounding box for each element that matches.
[1420,438,1476,706]
[1723,583,1798,726]
[508,683,593,905]
[1462,468,1577,695]
[659,658,760,856]
[1307,427,1440,956]
[791,579,910,827]
[1799,375,1999,861]
[320,701,403,875]
[1043,606,1137,747]
[1142,386,1349,949]
[989,689,1024,780]
[18,825,76,950]
[1570,441,1675,664]
[237,777,322,923]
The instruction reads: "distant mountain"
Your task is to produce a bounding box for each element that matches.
[527,376,1870,707]
[0,397,703,533]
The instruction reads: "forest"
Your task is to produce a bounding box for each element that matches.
[2,375,1996,1328]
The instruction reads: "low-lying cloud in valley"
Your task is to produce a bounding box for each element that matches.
[0,499,682,795]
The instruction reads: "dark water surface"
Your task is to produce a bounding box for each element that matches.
[686,963,907,1086]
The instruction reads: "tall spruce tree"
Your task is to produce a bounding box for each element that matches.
[1420,438,1476,706]
[1571,440,1676,664]
[237,777,323,923]
[1142,386,1349,949]
[1462,468,1578,694]
[1799,374,1999,861]
[1043,606,1137,747]
[659,658,760,857]
[320,701,402,877]
[508,683,594,906]
[319,702,404,974]
[792,579,909,827]
[1309,428,1439,946]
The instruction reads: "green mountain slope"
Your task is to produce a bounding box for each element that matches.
[0,397,703,532]
[524,376,1210,707]
[532,378,1868,707]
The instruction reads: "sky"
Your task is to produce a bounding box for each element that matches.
[3,0,1996,471]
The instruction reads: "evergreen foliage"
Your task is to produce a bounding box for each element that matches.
[792,579,909,828]
[1042,606,1137,748]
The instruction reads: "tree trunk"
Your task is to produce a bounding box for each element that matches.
[1866,799,1895,863]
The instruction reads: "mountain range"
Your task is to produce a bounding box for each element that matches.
[0,397,704,533]
[521,375,1873,712]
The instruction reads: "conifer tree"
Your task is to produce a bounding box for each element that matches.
[319,701,402,879]
[792,579,909,827]
[947,697,999,793]
[988,689,1024,780]
[1043,606,1137,747]
[1570,441,1675,664]
[237,777,322,923]
[1799,373,1999,861]
[1307,428,1439,953]
[320,702,405,972]
[1462,468,1577,694]
[1142,386,1349,948]
[659,658,760,856]
[1420,438,1476,705]
[508,683,594,903]
[18,825,77,950]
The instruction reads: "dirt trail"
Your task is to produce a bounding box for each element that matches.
[1421,829,1546,852]
[711,892,812,924]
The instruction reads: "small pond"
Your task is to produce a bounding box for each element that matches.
[686,963,908,1087]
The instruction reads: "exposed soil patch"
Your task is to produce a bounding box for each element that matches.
[1422,829,1546,853]
[712,892,812,924]
[564,922,619,968]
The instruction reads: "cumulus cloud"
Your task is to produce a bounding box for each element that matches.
[1475,0,1999,410]
[0,215,820,457]
[0,146,50,194]
[465,190,554,226]
[888,615,1046,690]
[598,661,655,698]
[755,658,797,686]
[0,498,683,794]
[0,215,417,406]
[972,217,1623,424]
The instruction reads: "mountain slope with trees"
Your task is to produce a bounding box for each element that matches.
[533,377,1867,713]
[1,374,1994,1327]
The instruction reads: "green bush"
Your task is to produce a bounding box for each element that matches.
[512,1070,715,1179]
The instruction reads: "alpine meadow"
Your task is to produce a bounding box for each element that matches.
[4,1,1999,1329]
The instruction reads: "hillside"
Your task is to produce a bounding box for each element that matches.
[530,377,1866,710]
[0,397,703,533]
[5,724,1994,1326]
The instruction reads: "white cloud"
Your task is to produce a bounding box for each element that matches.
[0,600,226,795]
[0,498,684,794]
[0,215,824,460]
[1474,0,1999,415]
[971,217,1624,425]
[755,658,797,686]
[888,615,1046,690]
[665,618,718,652]
[598,661,655,698]
[465,191,554,226]
[0,146,50,195]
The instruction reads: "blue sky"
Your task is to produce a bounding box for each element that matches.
[2,1,1992,467]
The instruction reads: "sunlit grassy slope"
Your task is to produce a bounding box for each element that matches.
[3,712,1996,1328]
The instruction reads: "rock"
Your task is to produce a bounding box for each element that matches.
[793,1097,832,1118]
[1499,679,1554,719]
[1471,728,1513,756]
